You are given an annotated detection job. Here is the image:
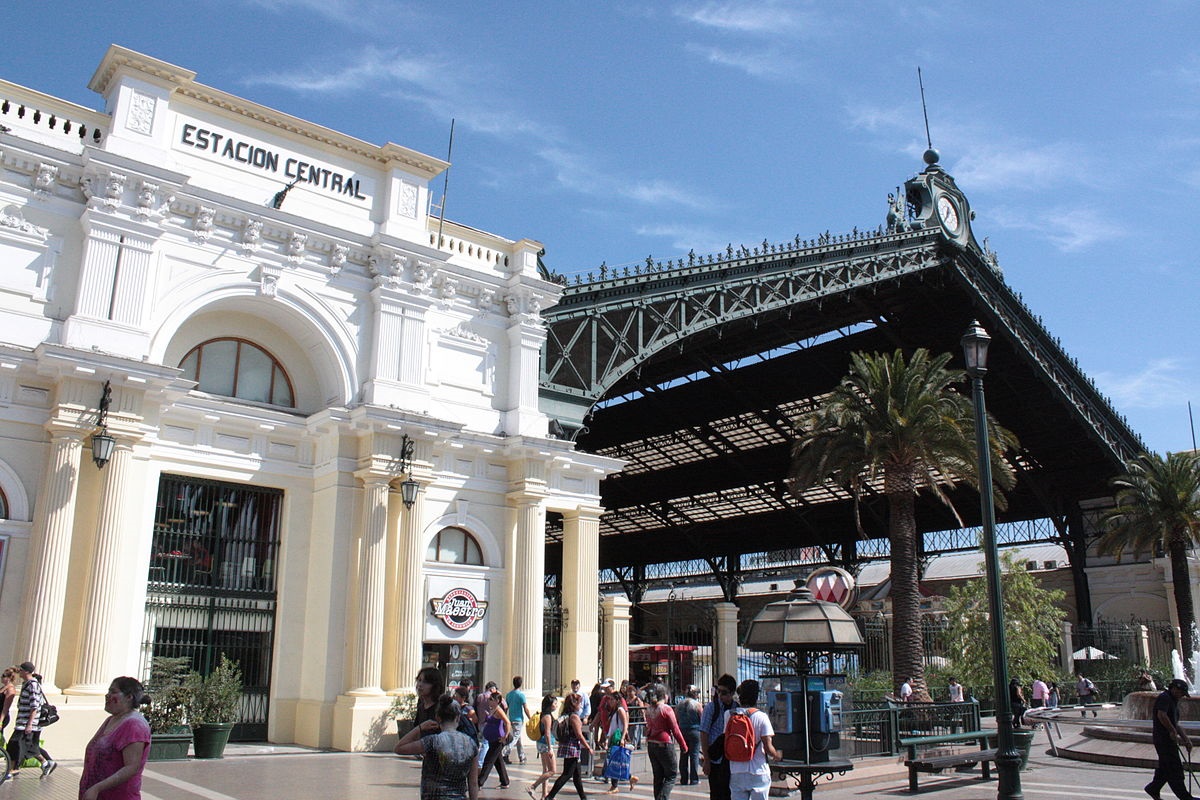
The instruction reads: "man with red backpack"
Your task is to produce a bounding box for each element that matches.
[722,680,780,800]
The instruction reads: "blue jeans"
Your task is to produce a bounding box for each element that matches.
[679,729,700,784]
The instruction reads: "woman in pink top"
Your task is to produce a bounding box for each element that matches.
[643,684,688,800]
[79,677,151,800]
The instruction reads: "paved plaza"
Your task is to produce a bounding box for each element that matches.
[0,741,1176,800]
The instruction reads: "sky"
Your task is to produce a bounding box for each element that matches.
[2,1,1198,455]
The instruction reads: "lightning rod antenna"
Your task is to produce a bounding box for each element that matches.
[918,67,933,151]
[436,118,455,248]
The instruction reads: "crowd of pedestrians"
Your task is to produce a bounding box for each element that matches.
[396,672,776,800]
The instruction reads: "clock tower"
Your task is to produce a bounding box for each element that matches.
[902,148,978,250]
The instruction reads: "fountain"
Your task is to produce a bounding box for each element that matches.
[1043,650,1200,768]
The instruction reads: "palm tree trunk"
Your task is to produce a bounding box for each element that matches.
[888,469,929,701]
[1169,538,1197,675]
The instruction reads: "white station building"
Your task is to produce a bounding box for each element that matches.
[0,46,626,756]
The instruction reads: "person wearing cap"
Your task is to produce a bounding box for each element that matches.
[1146,678,1196,800]
[5,661,55,782]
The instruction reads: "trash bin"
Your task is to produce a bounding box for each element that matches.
[1011,729,1035,771]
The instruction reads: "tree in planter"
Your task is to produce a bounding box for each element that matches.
[186,655,244,759]
[145,656,194,734]
[943,551,1067,694]
[186,655,244,725]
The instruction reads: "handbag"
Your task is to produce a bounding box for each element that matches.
[39,702,60,727]
[706,734,724,761]
[602,744,632,781]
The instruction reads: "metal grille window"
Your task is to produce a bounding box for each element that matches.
[143,474,282,741]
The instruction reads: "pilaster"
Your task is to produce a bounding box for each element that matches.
[346,471,391,696]
[387,476,429,692]
[506,494,547,691]
[562,507,602,688]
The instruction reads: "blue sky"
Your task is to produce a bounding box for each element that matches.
[3,1,1198,455]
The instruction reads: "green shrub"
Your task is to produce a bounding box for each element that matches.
[186,655,243,726]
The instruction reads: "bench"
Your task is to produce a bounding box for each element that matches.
[900,731,997,793]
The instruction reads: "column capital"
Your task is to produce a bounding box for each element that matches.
[354,467,396,487]
[561,505,605,522]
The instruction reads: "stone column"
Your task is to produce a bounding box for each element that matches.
[561,507,602,688]
[1136,624,1152,668]
[70,437,137,694]
[507,495,546,690]
[600,596,631,685]
[390,478,428,691]
[347,472,390,695]
[713,602,740,682]
[1060,621,1074,673]
[16,429,84,693]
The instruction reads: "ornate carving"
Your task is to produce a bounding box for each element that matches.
[368,249,407,288]
[0,205,49,241]
[287,231,307,263]
[126,91,156,135]
[134,180,160,218]
[477,287,497,310]
[444,323,487,344]
[505,287,543,322]
[193,206,216,241]
[83,170,126,211]
[398,181,418,218]
[330,243,348,275]
[411,260,433,294]
[436,275,459,304]
[259,263,282,297]
[242,219,263,251]
[32,163,58,199]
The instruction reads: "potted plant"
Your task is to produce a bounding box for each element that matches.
[187,655,244,759]
[145,656,194,761]
[388,692,419,737]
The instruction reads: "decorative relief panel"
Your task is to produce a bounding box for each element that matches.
[126,91,156,135]
[32,163,58,200]
[398,180,418,218]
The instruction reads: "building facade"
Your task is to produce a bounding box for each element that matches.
[0,46,621,756]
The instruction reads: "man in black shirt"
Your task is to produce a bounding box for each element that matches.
[1146,678,1195,800]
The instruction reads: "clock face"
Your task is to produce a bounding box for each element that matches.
[936,195,960,233]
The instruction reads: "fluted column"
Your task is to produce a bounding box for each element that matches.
[16,429,84,693]
[507,496,546,689]
[70,437,137,694]
[562,507,602,688]
[600,596,631,686]
[391,477,428,692]
[713,602,740,682]
[347,472,390,696]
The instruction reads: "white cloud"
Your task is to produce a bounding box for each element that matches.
[1095,359,1194,410]
[539,148,714,211]
[246,46,441,93]
[683,43,795,79]
[244,0,421,31]
[987,205,1123,253]
[674,1,811,34]
[634,222,731,254]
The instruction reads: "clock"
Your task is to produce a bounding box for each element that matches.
[936,195,960,233]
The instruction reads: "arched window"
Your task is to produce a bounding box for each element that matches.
[426,527,483,566]
[0,487,7,519]
[179,338,295,407]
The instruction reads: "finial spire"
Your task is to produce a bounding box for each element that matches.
[918,67,940,167]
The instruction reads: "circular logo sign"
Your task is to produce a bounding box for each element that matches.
[430,588,489,631]
[806,566,857,608]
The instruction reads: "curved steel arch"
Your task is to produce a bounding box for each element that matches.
[541,230,945,426]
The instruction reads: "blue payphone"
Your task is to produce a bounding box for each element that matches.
[764,675,844,763]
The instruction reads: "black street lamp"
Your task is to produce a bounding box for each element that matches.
[91,380,116,469]
[398,434,419,510]
[961,320,1023,800]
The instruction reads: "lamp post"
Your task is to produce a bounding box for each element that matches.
[961,321,1023,800]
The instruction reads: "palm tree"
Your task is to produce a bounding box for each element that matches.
[1097,451,1200,668]
[788,348,1017,701]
